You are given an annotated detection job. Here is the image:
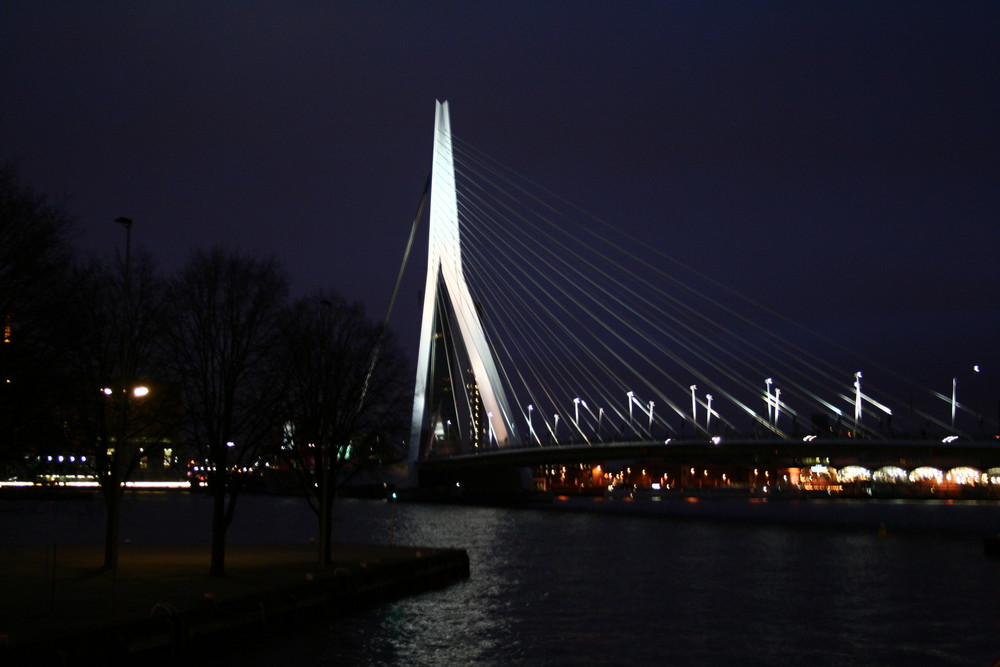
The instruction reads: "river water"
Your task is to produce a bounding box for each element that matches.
[3,493,999,665]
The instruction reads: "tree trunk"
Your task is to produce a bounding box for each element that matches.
[102,443,124,570]
[320,489,335,564]
[210,476,227,576]
[319,464,332,563]
[102,486,121,569]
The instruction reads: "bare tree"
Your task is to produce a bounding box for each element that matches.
[56,250,171,568]
[279,290,409,563]
[0,161,74,476]
[163,247,288,577]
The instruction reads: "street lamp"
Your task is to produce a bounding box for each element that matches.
[773,387,781,428]
[765,377,773,425]
[527,404,536,444]
[115,217,133,328]
[114,217,133,274]
[102,384,150,399]
[690,385,697,426]
[706,393,713,431]
[973,364,983,436]
[951,377,957,430]
[626,391,634,430]
[103,216,136,572]
[853,371,863,427]
[574,397,581,428]
[648,400,655,435]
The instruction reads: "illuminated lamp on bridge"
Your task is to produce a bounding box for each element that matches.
[837,466,872,483]
[946,467,984,485]
[872,467,908,484]
[909,467,944,484]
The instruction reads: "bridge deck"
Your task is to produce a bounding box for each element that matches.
[418,439,1000,471]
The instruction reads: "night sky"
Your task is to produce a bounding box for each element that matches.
[2,2,997,416]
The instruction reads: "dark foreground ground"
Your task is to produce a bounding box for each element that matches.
[0,542,469,665]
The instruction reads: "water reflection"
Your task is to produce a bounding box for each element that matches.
[4,495,998,665]
[317,500,997,667]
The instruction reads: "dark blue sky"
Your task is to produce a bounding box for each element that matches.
[2,2,997,410]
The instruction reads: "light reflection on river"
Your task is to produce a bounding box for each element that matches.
[321,500,999,667]
[2,494,998,665]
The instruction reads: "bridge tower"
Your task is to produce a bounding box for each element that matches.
[409,101,521,462]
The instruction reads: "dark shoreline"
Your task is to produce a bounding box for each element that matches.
[0,543,469,666]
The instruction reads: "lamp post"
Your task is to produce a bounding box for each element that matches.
[114,215,135,457]
[574,397,581,429]
[950,377,957,431]
[973,364,983,437]
[626,391,634,431]
[690,385,697,427]
[527,404,536,445]
[765,377,773,425]
[773,387,781,429]
[104,216,134,571]
[115,217,133,286]
[853,371,863,428]
[115,217,133,341]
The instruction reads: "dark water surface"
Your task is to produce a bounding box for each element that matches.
[3,493,998,665]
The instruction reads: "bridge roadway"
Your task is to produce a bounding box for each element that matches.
[415,438,1000,490]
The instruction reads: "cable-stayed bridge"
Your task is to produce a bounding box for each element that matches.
[406,101,998,493]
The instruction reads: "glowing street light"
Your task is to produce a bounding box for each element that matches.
[706,393,713,431]
[527,404,537,444]
[574,397,581,427]
[553,413,560,442]
[690,385,697,426]
[973,363,983,435]
[102,385,150,398]
[626,391,634,429]
[951,377,957,430]
[853,371,863,426]
[773,387,781,428]
[765,377,773,425]
[648,400,655,435]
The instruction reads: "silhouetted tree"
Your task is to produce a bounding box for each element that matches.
[0,161,75,477]
[55,250,172,568]
[163,247,288,577]
[279,290,409,563]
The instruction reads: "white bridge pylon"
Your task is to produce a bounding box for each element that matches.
[409,100,521,461]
